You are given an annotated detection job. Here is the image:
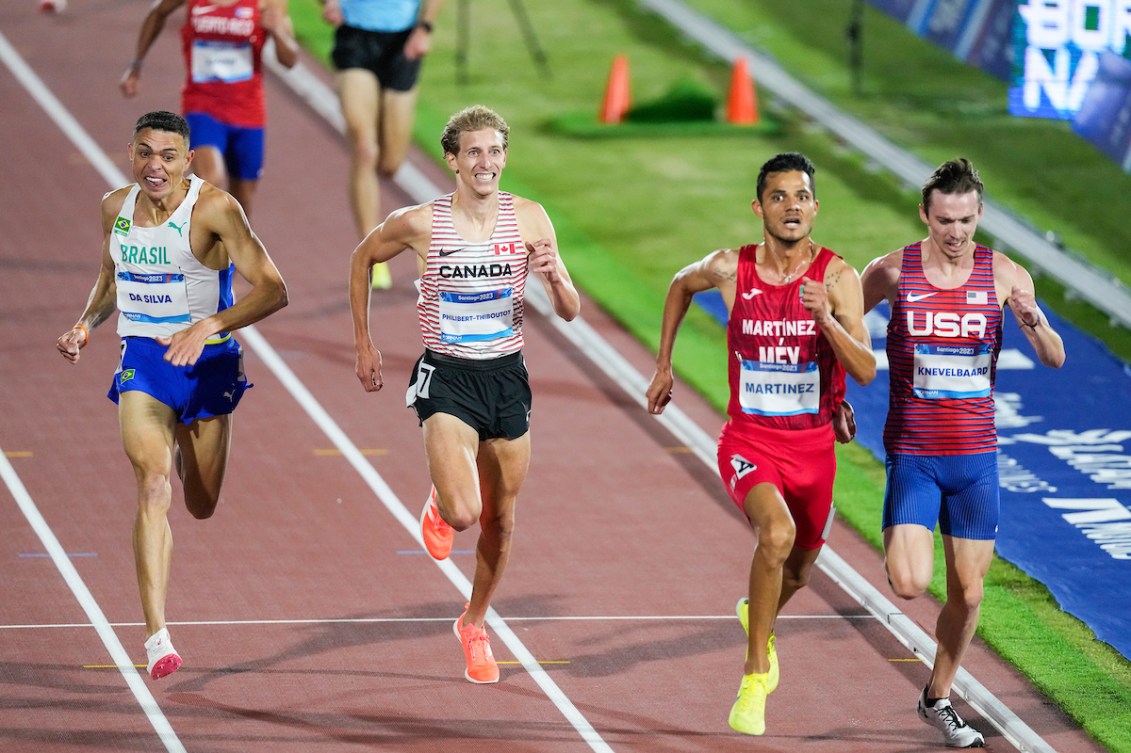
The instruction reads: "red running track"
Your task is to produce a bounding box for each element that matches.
[0,3,1107,752]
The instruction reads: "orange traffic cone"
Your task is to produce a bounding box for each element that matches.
[599,55,631,124]
[726,57,759,125]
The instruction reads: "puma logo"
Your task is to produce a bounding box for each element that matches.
[167,220,186,237]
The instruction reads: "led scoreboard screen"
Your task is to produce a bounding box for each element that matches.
[1010,0,1131,119]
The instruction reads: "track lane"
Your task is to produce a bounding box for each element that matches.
[0,3,1107,752]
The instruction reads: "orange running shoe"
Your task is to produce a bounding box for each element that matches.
[420,487,454,560]
[453,605,499,684]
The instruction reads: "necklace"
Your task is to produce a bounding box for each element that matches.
[774,241,815,284]
[781,259,807,283]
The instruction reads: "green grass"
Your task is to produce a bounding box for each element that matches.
[291,1,1131,749]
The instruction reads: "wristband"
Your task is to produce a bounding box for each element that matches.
[75,322,89,347]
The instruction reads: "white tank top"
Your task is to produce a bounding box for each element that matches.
[111,176,234,339]
[416,192,528,359]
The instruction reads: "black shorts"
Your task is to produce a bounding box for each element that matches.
[407,350,532,441]
[331,24,422,91]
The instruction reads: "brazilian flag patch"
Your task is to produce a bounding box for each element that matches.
[114,216,132,236]
[119,368,136,384]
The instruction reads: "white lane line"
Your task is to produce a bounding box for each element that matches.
[0,450,187,753]
[0,613,873,631]
[237,329,615,753]
[0,30,187,753]
[265,40,1059,753]
[0,33,613,753]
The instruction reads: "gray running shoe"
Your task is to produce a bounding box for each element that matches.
[917,688,985,748]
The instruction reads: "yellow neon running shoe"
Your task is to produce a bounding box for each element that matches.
[371,262,392,289]
[736,597,778,692]
[728,672,770,735]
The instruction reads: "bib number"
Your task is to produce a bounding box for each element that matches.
[117,271,191,325]
[438,288,515,344]
[912,343,992,399]
[406,360,436,407]
[191,40,253,84]
[738,359,820,416]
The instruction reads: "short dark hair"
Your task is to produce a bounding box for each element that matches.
[440,105,509,156]
[133,110,190,144]
[756,152,816,200]
[921,158,983,211]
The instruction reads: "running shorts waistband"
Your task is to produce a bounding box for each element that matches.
[424,349,523,371]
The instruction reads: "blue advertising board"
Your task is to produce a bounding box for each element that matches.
[1008,0,1131,120]
[1072,51,1131,171]
[866,0,1019,80]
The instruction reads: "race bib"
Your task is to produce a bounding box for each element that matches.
[738,359,820,416]
[117,271,191,325]
[191,40,253,84]
[438,288,514,343]
[912,343,993,399]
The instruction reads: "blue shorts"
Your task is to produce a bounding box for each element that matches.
[184,112,265,181]
[107,336,251,424]
[882,452,999,540]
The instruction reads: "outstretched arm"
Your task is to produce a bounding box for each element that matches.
[57,194,124,364]
[349,205,430,392]
[263,0,300,69]
[120,0,184,97]
[404,0,443,60]
[646,249,735,414]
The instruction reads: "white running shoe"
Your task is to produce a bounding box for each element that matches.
[144,628,183,680]
[917,688,985,748]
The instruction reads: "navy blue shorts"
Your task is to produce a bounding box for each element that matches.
[184,112,265,181]
[331,25,422,91]
[882,452,999,540]
[406,350,530,441]
[107,336,251,424]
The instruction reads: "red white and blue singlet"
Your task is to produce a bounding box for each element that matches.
[725,244,847,432]
[181,0,267,128]
[417,193,529,360]
[884,242,1003,455]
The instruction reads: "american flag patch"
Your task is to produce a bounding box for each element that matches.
[967,290,988,305]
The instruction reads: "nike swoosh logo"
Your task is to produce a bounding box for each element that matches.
[741,288,762,300]
[438,247,467,257]
[906,292,938,303]
[192,4,219,15]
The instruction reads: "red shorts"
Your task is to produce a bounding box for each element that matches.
[716,420,837,550]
